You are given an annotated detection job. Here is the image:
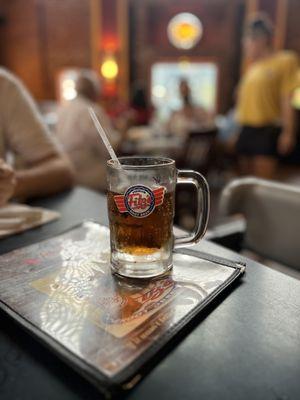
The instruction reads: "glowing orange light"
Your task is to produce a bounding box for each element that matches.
[100,56,119,80]
[168,13,203,50]
[175,23,198,39]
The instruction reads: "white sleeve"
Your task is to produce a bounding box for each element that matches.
[2,72,59,166]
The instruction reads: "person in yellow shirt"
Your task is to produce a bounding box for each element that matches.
[236,13,299,178]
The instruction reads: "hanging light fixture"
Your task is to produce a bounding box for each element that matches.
[167,13,203,50]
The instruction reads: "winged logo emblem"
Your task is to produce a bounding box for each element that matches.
[114,185,166,218]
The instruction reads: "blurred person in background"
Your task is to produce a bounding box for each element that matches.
[0,68,73,207]
[129,83,152,126]
[236,13,299,179]
[56,71,120,191]
[167,79,213,139]
[112,83,152,137]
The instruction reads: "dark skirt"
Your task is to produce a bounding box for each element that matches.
[236,125,281,157]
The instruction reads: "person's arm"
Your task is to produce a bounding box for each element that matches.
[14,154,74,200]
[2,70,74,200]
[277,95,296,155]
[277,53,299,155]
[0,159,16,207]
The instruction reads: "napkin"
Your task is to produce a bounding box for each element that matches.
[0,203,60,239]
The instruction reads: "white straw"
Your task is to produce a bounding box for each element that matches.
[88,107,122,169]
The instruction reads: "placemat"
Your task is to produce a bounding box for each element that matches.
[0,203,60,238]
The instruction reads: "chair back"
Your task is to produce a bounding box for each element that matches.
[218,177,300,270]
[179,129,217,172]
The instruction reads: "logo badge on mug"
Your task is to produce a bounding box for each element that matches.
[114,185,165,217]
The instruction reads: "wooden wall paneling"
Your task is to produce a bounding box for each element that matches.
[0,0,92,100]
[241,0,259,73]
[0,0,7,64]
[1,0,298,104]
[90,0,129,101]
[274,0,288,50]
[117,0,129,102]
[258,0,288,50]
[259,0,277,20]
[222,0,245,111]
[252,0,299,52]
[36,0,51,99]
[284,0,300,53]
[246,0,259,14]
[0,0,45,99]
[130,1,147,83]
[40,0,91,99]
[241,0,290,71]
[90,0,102,73]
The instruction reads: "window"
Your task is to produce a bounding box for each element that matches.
[151,61,218,120]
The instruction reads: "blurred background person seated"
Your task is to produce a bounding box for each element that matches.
[56,70,120,191]
[0,68,73,207]
[167,78,214,139]
[128,83,152,126]
[112,83,152,138]
[236,13,299,179]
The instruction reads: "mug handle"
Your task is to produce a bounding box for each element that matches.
[174,170,210,249]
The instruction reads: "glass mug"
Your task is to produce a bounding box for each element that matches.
[107,157,209,278]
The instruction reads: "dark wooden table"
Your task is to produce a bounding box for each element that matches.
[0,187,299,400]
